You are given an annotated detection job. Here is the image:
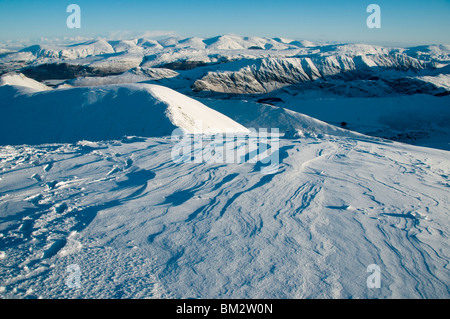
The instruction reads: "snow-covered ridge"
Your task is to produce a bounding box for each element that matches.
[0,73,51,93]
[19,39,116,60]
[16,35,321,60]
[403,44,450,63]
[0,72,371,147]
[0,74,249,145]
[192,53,436,94]
[66,67,179,87]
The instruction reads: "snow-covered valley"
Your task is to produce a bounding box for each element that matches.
[0,35,449,299]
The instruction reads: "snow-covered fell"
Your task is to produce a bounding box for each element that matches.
[66,67,179,87]
[192,53,435,94]
[0,73,51,93]
[0,74,249,145]
[20,39,116,60]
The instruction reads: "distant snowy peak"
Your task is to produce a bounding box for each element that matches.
[403,44,450,63]
[20,39,115,60]
[202,35,308,50]
[0,72,51,92]
[136,38,163,49]
[175,37,207,50]
[319,43,390,56]
[192,53,436,94]
[203,35,252,50]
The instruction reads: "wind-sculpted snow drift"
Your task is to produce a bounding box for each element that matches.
[0,133,449,298]
[0,35,449,299]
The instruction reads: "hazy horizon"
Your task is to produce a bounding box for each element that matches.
[1,0,449,48]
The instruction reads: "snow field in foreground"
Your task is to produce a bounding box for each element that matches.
[0,135,448,298]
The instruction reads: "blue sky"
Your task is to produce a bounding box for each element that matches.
[0,0,449,46]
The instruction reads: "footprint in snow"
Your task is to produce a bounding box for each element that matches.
[31,173,42,182]
[125,158,133,169]
[46,180,58,190]
[26,194,43,205]
[43,163,53,172]
[53,203,68,214]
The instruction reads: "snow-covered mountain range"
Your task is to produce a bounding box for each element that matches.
[2,35,449,148]
[2,35,449,98]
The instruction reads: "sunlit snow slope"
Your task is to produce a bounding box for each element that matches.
[0,74,248,145]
